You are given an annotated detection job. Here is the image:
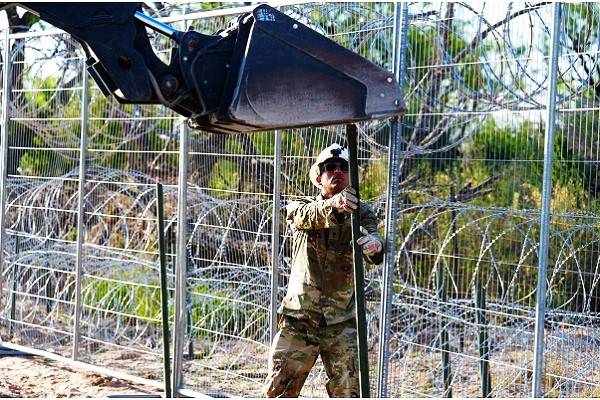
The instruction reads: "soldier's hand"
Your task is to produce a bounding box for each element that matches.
[357,226,382,256]
[326,187,358,213]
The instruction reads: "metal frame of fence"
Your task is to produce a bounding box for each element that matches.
[1,2,599,398]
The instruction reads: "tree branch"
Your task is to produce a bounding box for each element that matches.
[453,2,552,63]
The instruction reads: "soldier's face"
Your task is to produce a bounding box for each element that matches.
[317,160,349,196]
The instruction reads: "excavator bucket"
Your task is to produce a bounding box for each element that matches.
[9,3,404,134]
[186,5,404,133]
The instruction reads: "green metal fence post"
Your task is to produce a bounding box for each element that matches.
[476,283,491,397]
[437,262,452,397]
[156,183,172,399]
[347,123,370,398]
[450,186,464,353]
[8,235,19,338]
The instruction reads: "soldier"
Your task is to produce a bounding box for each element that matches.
[264,143,384,398]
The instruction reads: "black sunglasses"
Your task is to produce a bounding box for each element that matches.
[322,161,349,173]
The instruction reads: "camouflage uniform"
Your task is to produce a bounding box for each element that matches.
[264,194,383,398]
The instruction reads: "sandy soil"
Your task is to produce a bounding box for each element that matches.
[0,354,164,398]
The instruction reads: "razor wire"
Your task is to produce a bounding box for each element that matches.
[0,1,599,398]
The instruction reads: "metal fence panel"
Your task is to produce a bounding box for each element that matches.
[275,3,394,397]
[543,3,600,397]
[390,2,553,397]
[2,31,84,359]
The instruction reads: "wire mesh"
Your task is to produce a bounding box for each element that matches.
[542,3,600,397]
[77,27,180,378]
[389,2,580,397]
[274,3,393,397]
[0,2,598,398]
[0,31,83,358]
[391,2,550,397]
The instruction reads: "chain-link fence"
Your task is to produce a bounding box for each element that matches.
[0,2,598,398]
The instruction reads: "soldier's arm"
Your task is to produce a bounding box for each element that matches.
[286,198,337,230]
[360,203,384,265]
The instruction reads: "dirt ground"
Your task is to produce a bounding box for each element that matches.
[0,353,164,398]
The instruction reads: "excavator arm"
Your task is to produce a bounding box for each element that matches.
[2,3,404,133]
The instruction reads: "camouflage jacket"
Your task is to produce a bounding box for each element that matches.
[278,193,384,325]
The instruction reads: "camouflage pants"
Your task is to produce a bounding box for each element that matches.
[264,315,358,398]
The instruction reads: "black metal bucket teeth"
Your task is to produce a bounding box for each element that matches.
[184,5,405,133]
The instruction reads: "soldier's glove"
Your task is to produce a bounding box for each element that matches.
[357,227,383,257]
[326,187,358,213]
